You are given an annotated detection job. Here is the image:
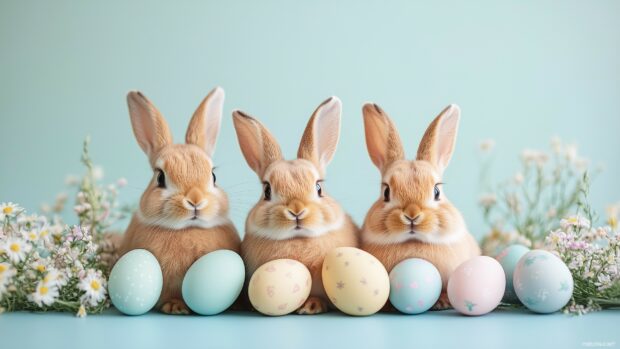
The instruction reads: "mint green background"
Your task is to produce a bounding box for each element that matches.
[1,1,619,238]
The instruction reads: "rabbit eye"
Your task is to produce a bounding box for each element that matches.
[434,184,441,201]
[263,182,271,201]
[383,184,390,202]
[156,169,166,189]
[316,181,323,197]
[212,171,217,184]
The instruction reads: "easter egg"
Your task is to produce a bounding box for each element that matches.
[248,259,312,316]
[513,249,573,313]
[496,244,530,303]
[447,256,505,316]
[109,249,163,315]
[388,258,442,314]
[182,250,245,315]
[322,247,390,316]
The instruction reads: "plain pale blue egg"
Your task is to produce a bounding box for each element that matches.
[389,258,442,314]
[513,250,574,313]
[496,244,530,303]
[109,249,163,316]
[182,249,245,315]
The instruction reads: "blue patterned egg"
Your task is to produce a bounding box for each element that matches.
[389,258,442,314]
[182,250,245,315]
[513,250,573,313]
[109,249,163,315]
[495,244,530,303]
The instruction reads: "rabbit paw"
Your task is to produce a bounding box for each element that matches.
[296,296,328,315]
[161,299,190,315]
[431,293,452,311]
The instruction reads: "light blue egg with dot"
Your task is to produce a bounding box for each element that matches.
[389,258,442,314]
[496,244,530,303]
[182,249,245,315]
[109,249,163,316]
[513,249,574,314]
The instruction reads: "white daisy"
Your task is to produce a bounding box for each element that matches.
[37,226,52,243]
[43,268,67,288]
[79,270,106,306]
[30,260,49,274]
[0,202,22,220]
[23,229,41,243]
[560,215,590,230]
[0,262,17,296]
[1,237,31,263]
[29,280,59,307]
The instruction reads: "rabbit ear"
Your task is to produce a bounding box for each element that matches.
[416,104,461,174]
[297,97,341,176]
[232,110,283,178]
[185,87,225,157]
[127,91,173,160]
[362,103,405,173]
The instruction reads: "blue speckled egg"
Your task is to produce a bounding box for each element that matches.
[182,250,245,315]
[389,258,442,314]
[513,250,573,313]
[109,249,163,315]
[496,244,530,303]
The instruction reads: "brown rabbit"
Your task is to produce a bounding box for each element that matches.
[360,103,480,309]
[119,87,241,314]
[232,97,359,315]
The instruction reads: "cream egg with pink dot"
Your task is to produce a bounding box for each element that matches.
[248,259,312,316]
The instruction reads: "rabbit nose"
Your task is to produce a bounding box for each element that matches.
[185,188,207,210]
[184,198,207,210]
[286,209,307,220]
[403,214,421,224]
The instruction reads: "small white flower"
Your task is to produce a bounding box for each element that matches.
[77,304,87,318]
[573,157,589,172]
[74,203,91,214]
[79,270,106,307]
[478,139,495,152]
[1,237,31,263]
[0,202,22,220]
[116,178,128,188]
[92,166,104,180]
[521,149,548,168]
[565,144,578,162]
[595,274,612,290]
[40,203,51,214]
[478,193,497,209]
[550,137,562,154]
[65,174,80,186]
[513,172,524,184]
[29,281,59,307]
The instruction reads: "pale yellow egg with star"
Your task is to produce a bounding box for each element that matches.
[322,247,390,316]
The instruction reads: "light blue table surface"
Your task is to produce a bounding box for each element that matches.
[1,308,617,349]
